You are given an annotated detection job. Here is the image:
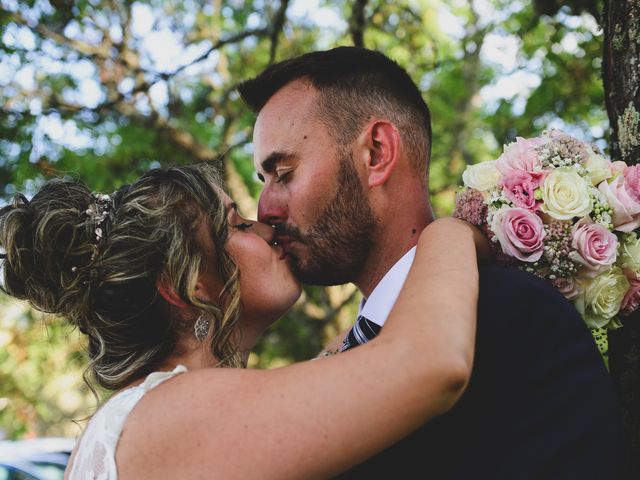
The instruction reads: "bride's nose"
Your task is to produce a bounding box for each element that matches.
[251,220,276,244]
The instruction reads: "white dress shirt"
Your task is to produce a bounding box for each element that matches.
[358,246,416,327]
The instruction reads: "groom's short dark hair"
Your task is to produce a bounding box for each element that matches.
[237,46,432,181]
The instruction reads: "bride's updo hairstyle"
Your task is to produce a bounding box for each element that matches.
[0,163,242,391]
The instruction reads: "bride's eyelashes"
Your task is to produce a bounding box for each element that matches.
[232,222,254,231]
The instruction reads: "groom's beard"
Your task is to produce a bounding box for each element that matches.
[283,154,376,286]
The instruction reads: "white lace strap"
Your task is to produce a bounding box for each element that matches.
[67,365,188,480]
[142,365,188,392]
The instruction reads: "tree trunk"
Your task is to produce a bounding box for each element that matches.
[602,1,640,478]
[602,0,640,165]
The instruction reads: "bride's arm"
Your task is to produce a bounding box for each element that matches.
[317,217,490,357]
[117,218,481,480]
[316,326,351,357]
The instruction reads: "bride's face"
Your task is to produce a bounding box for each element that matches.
[198,195,301,341]
[226,200,301,319]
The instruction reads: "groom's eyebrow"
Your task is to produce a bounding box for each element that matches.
[258,151,294,179]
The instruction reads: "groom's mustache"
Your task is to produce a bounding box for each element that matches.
[273,223,304,244]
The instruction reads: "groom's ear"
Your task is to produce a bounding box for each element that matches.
[359,120,400,187]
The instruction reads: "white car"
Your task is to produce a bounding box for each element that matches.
[0,437,75,480]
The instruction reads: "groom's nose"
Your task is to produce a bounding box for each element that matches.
[257,191,287,226]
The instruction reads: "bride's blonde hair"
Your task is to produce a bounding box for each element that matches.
[0,163,243,391]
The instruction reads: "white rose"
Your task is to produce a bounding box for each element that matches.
[584,147,612,186]
[574,268,630,329]
[462,161,501,191]
[621,233,640,272]
[540,167,593,220]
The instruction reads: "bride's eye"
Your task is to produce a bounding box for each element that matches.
[232,222,253,231]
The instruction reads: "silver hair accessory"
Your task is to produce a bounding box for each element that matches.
[194,315,210,342]
[71,192,114,273]
[86,193,113,245]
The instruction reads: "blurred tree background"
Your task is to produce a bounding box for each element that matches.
[0,0,616,441]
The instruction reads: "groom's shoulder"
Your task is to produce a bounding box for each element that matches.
[479,264,561,298]
[477,265,574,314]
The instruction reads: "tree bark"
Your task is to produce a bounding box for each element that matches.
[602,0,640,165]
[602,1,640,478]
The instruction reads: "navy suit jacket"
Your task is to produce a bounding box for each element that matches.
[336,266,624,479]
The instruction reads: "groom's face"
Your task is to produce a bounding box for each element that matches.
[253,80,376,285]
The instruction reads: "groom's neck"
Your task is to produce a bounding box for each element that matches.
[354,208,433,298]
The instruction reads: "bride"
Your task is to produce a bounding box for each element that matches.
[0,162,484,479]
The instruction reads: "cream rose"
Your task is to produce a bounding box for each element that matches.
[540,167,593,220]
[574,268,630,328]
[620,234,640,273]
[462,161,501,192]
[583,147,612,186]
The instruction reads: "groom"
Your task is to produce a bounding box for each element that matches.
[238,47,624,478]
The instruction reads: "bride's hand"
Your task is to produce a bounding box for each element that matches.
[424,217,493,265]
[316,326,351,358]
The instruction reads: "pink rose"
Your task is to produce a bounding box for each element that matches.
[599,172,640,232]
[610,161,627,176]
[624,164,640,204]
[621,271,640,317]
[490,207,546,262]
[570,220,618,276]
[501,170,546,210]
[551,277,583,301]
[496,137,546,176]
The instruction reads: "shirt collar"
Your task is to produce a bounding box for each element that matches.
[358,246,416,327]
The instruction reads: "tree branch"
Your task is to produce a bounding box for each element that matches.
[349,0,369,47]
[10,11,110,59]
[168,28,269,78]
[268,0,291,64]
[145,113,219,163]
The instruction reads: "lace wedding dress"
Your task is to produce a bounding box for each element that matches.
[66,365,187,479]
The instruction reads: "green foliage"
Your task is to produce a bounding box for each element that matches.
[0,298,94,439]
[0,0,609,438]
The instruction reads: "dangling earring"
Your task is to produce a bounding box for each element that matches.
[194,315,210,342]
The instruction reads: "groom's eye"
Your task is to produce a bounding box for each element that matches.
[275,167,293,183]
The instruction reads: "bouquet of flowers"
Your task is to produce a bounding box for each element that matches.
[454,129,640,342]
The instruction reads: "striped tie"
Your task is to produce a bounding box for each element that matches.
[340,315,381,352]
